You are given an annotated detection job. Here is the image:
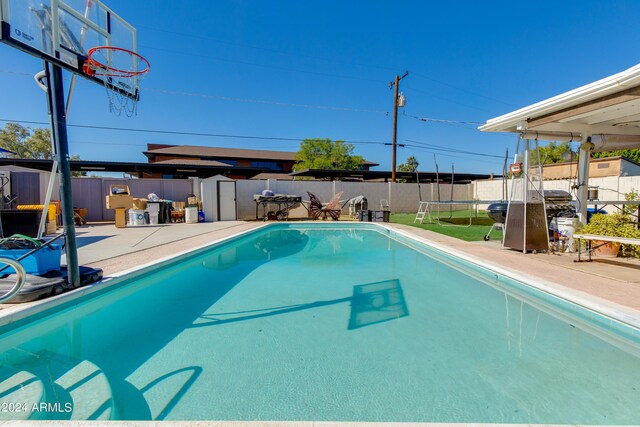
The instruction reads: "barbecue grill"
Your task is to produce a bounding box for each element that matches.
[483,190,576,242]
[484,202,507,241]
[543,190,576,223]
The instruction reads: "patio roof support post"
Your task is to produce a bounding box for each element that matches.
[576,136,593,225]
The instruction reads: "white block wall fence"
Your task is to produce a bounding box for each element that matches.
[7,168,639,222]
[473,176,640,210]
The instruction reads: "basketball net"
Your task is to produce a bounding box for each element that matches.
[83,46,150,117]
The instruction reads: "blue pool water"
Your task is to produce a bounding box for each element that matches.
[0,223,639,423]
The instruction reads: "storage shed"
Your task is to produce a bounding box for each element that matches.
[200,175,237,221]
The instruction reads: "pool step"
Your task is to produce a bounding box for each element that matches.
[0,358,115,420]
[54,360,114,420]
[0,369,45,421]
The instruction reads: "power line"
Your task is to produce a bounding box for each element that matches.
[139,44,387,85]
[403,145,503,165]
[402,109,514,139]
[0,117,388,146]
[0,67,511,128]
[405,139,504,159]
[404,84,500,115]
[0,68,387,114]
[136,24,515,108]
[411,71,518,108]
[0,69,31,76]
[142,87,387,114]
[136,24,399,74]
[404,113,483,125]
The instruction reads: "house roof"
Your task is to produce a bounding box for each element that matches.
[543,155,637,167]
[144,144,379,166]
[0,158,271,179]
[251,172,295,180]
[152,159,232,167]
[290,169,496,183]
[480,63,640,141]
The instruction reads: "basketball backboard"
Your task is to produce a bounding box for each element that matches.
[0,0,141,99]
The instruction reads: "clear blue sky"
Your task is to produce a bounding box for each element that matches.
[1,0,639,174]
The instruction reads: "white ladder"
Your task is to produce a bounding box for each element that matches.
[414,201,430,224]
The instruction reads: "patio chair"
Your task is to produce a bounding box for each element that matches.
[307,192,343,221]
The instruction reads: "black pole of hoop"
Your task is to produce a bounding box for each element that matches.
[44,62,80,288]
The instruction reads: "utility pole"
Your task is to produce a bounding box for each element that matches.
[390,71,408,182]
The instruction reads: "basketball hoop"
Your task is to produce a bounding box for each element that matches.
[83,46,150,117]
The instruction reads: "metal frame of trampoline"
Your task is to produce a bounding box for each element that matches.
[415,200,504,227]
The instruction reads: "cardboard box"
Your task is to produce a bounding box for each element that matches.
[132,198,147,210]
[106,195,133,209]
[115,208,127,228]
[106,184,133,209]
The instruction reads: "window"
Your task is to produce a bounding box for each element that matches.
[216,159,238,166]
[251,161,280,170]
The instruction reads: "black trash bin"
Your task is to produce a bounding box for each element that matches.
[0,210,42,237]
[371,210,390,222]
[357,210,371,222]
[159,201,172,224]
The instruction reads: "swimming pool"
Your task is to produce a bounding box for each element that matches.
[0,223,639,423]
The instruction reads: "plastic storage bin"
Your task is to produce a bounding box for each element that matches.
[185,207,198,224]
[0,243,62,275]
[128,209,146,226]
[586,207,606,222]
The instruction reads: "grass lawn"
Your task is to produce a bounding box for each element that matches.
[390,209,503,242]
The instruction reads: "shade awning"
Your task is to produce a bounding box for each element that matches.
[479,63,640,144]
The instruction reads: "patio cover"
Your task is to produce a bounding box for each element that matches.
[479,63,640,223]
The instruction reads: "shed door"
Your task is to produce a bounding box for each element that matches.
[10,172,40,206]
[217,181,237,221]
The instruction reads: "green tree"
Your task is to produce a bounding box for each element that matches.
[0,123,86,176]
[529,141,640,165]
[397,155,419,172]
[593,149,640,164]
[294,138,365,171]
[530,141,571,165]
[0,123,52,159]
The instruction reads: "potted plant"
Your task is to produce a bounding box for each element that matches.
[578,212,640,258]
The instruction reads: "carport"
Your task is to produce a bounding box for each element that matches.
[480,63,640,223]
